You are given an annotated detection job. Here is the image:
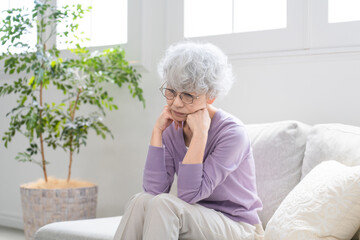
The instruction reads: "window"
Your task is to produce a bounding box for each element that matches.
[184,0,287,38]
[56,0,145,67]
[233,0,286,33]
[0,0,147,71]
[0,0,127,53]
[310,0,360,49]
[328,0,360,23]
[0,0,36,54]
[57,0,127,49]
[167,1,303,56]
[168,1,360,56]
[184,0,232,38]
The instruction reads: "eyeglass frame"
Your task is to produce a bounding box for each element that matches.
[159,81,201,104]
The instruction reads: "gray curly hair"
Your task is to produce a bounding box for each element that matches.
[157,41,234,99]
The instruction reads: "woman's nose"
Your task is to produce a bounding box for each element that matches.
[172,94,184,107]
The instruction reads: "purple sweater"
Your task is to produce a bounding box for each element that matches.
[143,109,262,225]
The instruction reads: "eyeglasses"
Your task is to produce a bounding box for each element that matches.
[159,82,200,104]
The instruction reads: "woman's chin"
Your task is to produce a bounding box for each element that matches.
[172,113,186,122]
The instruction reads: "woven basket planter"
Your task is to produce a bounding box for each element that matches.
[20,184,98,240]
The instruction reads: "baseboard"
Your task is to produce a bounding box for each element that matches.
[0,212,23,229]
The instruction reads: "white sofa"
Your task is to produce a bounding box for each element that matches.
[34,121,360,240]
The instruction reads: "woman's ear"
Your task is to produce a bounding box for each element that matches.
[207,98,215,104]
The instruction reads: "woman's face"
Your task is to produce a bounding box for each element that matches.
[166,90,208,122]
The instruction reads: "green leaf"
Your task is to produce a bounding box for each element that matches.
[20,96,27,105]
[28,76,35,86]
[36,68,44,84]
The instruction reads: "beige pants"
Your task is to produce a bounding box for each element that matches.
[114,192,264,240]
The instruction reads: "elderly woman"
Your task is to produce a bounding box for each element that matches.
[114,41,264,240]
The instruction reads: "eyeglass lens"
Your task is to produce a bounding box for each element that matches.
[162,88,194,104]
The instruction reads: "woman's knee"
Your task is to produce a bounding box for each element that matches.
[128,192,154,208]
[148,193,182,210]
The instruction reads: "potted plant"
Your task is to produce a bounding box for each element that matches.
[0,1,145,239]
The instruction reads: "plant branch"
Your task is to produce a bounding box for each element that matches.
[39,82,48,182]
[67,87,82,182]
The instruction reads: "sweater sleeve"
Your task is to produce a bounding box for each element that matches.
[177,126,250,204]
[142,145,175,195]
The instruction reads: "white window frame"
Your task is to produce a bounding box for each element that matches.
[166,0,306,57]
[310,0,360,49]
[166,0,360,59]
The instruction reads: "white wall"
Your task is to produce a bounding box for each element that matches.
[221,53,360,126]
[1,0,360,229]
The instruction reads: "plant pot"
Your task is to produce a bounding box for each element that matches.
[20,184,98,240]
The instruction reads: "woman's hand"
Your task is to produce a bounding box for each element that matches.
[182,108,210,164]
[186,108,211,136]
[151,106,182,147]
[154,106,182,133]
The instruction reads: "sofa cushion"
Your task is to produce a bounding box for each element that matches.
[302,123,360,179]
[301,123,360,240]
[265,160,360,240]
[245,121,310,228]
[34,217,122,240]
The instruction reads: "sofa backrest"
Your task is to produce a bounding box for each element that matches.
[245,121,311,228]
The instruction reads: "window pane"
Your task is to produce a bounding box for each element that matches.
[0,1,36,54]
[90,0,127,46]
[184,0,232,38]
[9,0,33,9]
[57,0,127,49]
[234,0,287,33]
[328,0,360,23]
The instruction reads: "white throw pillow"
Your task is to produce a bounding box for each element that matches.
[245,121,310,228]
[265,160,360,240]
[302,124,360,179]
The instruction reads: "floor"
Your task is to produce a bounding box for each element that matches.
[0,226,25,240]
